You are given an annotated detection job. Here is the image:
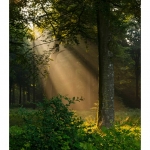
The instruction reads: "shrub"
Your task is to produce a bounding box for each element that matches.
[10,95,87,150]
[99,126,141,150]
[9,111,24,127]
[9,126,26,150]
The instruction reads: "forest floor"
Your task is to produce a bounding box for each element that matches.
[10,107,141,149]
[75,108,141,130]
[10,107,141,130]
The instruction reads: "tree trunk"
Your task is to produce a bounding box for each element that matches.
[27,84,31,102]
[87,71,91,109]
[12,85,15,104]
[135,68,139,101]
[23,87,26,105]
[32,39,36,106]
[96,1,114,128]
[32,81,36,109]
[9,84,12,106]
[33,81,35,103]
[135,48,141,106]
[19,84,22,105]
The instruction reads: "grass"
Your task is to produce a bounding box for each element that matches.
[75,108,140,125]
[10,107,141,132]
[10,107,141,131]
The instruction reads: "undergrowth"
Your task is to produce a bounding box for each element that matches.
[10,95,141,150]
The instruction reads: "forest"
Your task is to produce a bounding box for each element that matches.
[9,0,141,149]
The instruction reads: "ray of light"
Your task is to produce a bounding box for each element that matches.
[32,30,99,110]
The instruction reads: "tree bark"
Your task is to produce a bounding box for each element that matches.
[96,1,114,128]
[87,71,91,109]
[23,87,26,105]
[12,85,15,104]
[9,84,12,106]
[27,84,31,102]
[19,84,22,105]
[33,80,35,103]
[135,48,141,106]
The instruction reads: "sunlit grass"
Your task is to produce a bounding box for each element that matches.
[75,108,140,124]
[75,108,141,135]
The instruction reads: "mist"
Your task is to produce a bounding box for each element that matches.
[32,31,99,110]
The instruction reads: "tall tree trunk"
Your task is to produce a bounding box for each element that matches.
[135,68,139,101]
[32,22,36,108]
[19,84,22,105]
[9,84,12,106]
[32,80,36,109]
[96,1,114,128]
[12,85,15,104]
[33,80,35,103]
[23,87,26,105]
[27,84,31,102]
[87,71,91,109]
[135,48,141,106]
[32,38,36,106]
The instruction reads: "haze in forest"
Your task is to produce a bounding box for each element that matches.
[32,30,99,110]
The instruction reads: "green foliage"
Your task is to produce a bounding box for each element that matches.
[10,96,141,150]
[9,109,25,127]
[115,109,141,126]
[9,126,26,150]
[10,95,85,150]
[98,126,140,150]
[77,109,141,150]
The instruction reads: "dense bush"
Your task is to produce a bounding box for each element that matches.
[10,95,86,150]
[10,95,140,150]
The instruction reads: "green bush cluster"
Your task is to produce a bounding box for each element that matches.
[10,95,140,150]
[10,95,85,150]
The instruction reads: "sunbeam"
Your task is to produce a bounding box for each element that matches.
[31,30,99,110]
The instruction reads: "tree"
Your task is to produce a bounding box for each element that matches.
[9,0,52,106]
[95,1,114,127]
[95,0,140,127]
[125,22,141,105]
